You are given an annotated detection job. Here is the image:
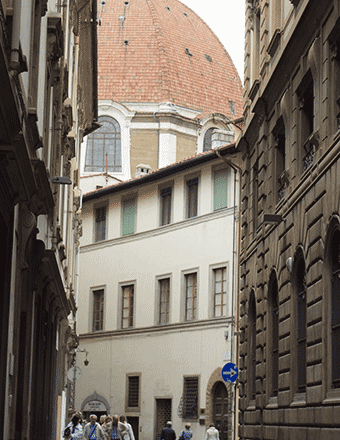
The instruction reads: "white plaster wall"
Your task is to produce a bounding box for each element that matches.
[80,160,235,246]
[76,158,238,440]
[78,211,234,332]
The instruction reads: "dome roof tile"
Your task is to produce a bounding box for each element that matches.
[97,0,243,118]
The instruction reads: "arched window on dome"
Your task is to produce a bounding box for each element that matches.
[85,116,122,173]
[203,127,217,152]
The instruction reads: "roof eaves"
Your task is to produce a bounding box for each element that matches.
[83,143,237,202]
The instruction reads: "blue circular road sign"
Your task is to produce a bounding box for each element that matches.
[221,362,239,383]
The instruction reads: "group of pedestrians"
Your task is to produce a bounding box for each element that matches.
[65,414,220,440]
[160,420,220,440]
[64,413,135,440]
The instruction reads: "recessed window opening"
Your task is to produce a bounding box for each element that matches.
[296,255,307,393]
[124,1,129,5]
[124,40,129,46]
[331,229,340,388]
[229,100,235,115]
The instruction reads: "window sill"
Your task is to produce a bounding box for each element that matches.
[290,392,306,407]
[246,400,256,411]
[323,388,340,405]
[266,396,278,409]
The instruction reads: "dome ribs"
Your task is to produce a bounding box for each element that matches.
[96,0,243,119]
[145,0,173,102]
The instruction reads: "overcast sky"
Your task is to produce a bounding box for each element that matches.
[179,0,245,82]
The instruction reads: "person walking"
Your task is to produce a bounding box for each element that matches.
[63,413,83,440]
[84,414,105,440]
[204,424,219,440]
[179,424,193,440]
[102,416,113,440]
[119,415,135,440]
[160,421,176,440]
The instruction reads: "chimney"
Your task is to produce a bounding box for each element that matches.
[211,129,235,149]
[135,164,152,178]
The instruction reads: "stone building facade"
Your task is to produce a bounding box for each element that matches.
[0,1,97,439]
[238,0,340,438]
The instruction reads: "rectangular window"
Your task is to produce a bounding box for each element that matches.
[214,168,228,210]
[122,285,134,328]
[92,289,104,331]
[159,278,170,324]
[186,178,198,218]
[95,206,106,241]
[128,375,140,407]
[160,187,172,225]
[213,267,227,317]
[185,273,197,321]
[182,376,199,419]
[297,70,314,171]
[122,198,136,236]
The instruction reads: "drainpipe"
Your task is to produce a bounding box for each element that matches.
[10,0,21,70]
[215,149,242,440]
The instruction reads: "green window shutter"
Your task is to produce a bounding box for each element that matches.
[122,199,136,236]
[214,169,228,210]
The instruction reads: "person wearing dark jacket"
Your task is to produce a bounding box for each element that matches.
[161,421,176,440]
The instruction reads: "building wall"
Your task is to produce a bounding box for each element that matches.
[130,129,159,174]
[77,157,238,440]
[0,0,97,439]
[238,0,340,438]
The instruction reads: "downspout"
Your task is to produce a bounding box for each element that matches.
[10,0,21,68]
[215,149,242,440]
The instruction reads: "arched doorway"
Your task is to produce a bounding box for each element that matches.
[81,391,110,422]
[213,382,229,440]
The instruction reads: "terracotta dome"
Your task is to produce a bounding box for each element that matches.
[97,0,243,118]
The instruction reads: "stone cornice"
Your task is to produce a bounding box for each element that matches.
[79,316,231,341]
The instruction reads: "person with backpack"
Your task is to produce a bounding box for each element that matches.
[63,413,83,440]
[84,415,105,440]
[179,424,193,440]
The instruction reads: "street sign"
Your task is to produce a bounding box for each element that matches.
[221,362,239,383]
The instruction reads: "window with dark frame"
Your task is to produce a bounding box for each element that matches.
[128,375,140,408]
[122,285,134,329]
[269,272,279,397]
[249,292,256,400]
[273,117,286,202]
[92,289,104,331]
[95,206,106,242]
[331,229,340,388]
[213,267,227,317]
[297,70,314,171]
[182,376,199,419]
[186,178,198,218]
[296,256,307,393]
[85,116,122,172]
[185,273,197,321]
[159,278,170,324]
[160,187,172,226]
